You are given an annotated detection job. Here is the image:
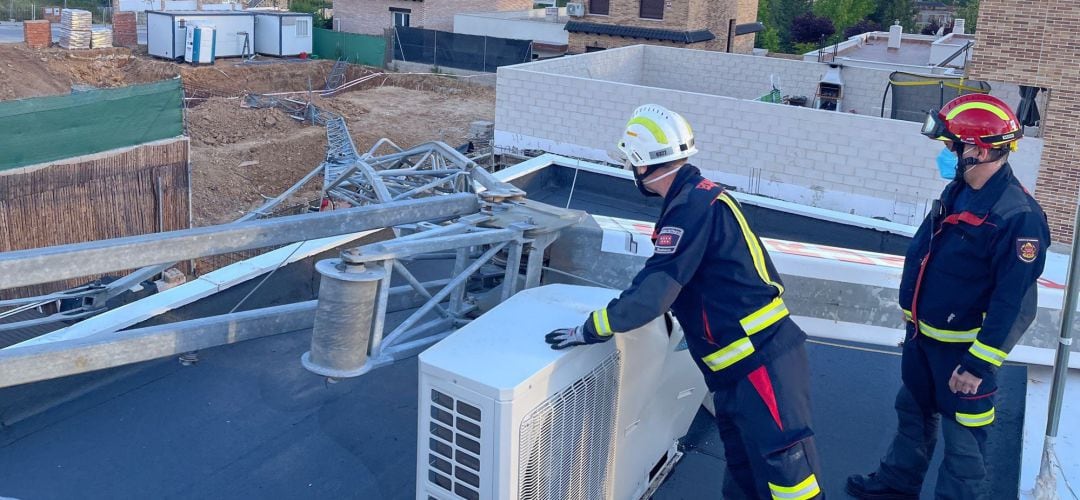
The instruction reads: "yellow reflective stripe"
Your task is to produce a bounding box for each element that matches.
[627,117,669,145]
[592,308,613,336]
[769,474,821,500]
[889,80,989,93]
[945,101,1010,121]
[969,340,1007,367]
[902,309,913,322]
[716,193,784,295]
[918,321,980,343]
[741,297,790,335]
[956,407,995,427]
[702,337,755,372]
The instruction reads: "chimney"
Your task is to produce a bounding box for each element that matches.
[888,20,902,50]
[953,18,966,34]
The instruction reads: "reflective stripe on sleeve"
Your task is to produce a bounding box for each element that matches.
[591,308,613,336]
[969,340,1007,367]
[702,337,756,372]
[740,297,790,335]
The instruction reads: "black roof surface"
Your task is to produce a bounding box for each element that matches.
[564,21,715,44]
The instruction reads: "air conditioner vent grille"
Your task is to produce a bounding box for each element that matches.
[517,351,621,500]
[427,389,483,499]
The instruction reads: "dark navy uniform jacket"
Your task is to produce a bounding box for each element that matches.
[580,165,805,390]
[899,163,1050,379]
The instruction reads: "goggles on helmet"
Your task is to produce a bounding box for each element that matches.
[921,111,960,143]
[921,108,1023,149]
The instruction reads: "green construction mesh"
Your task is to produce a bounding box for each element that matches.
[312,28,386,67]
[0,79,184,171]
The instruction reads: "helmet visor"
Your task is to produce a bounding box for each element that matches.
[921,111,960,142]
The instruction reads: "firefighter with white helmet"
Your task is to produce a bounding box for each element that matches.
[546,104,824,499]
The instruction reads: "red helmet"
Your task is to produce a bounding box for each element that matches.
[921,94,1023,150]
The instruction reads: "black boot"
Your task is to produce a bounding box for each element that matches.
[845,473,918,499]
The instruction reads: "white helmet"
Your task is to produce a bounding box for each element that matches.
[616,104,698,167]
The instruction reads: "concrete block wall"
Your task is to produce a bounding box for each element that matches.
[635,46,893,118]
[569,33,709,54]
[496,49,1045,225]
[522,45,644,83]
[634,46,1036,124]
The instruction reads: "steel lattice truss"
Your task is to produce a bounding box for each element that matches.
[243,93,481,206]
[323,140,478,207]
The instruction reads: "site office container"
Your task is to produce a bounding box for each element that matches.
[147,10,255,59]
[251,10,314,57]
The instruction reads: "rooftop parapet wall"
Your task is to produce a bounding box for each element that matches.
[495,46,1044,226]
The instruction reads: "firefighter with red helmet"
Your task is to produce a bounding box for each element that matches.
[846,94,1050,499]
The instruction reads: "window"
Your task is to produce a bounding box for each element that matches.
[589,0,609,15]
[296,19,309,37]
[640,0,663,20]
[393,10,411,27]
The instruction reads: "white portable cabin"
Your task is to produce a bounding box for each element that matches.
[252,11,313,56]
[147,10,255,59]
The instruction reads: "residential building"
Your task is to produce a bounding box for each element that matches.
[914,1,956,30]
[806,21,976,72]
[334,0,534,35]
[455,8,570,57]
[563,0,761,54]
[968,0,1080,244]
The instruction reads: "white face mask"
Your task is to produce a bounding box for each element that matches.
[643,165,682,186]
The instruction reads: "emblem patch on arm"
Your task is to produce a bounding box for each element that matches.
[654,227,684,254]
[1017,238,1039,263]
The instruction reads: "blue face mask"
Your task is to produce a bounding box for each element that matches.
[936,147,958,180]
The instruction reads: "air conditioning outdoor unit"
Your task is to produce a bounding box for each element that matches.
[567,2,586,17]
[416,284,707,500]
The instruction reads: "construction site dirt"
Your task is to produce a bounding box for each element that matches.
[1,44,497,228]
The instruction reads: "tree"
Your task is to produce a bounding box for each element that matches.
[955,0,980,32]
[790,12,836,44]
[843,19,880,38]
[756,0,776,49]
[773,0,813,52]
[813,0,876,38]
[871,0,918,32]
[757,26,782,52]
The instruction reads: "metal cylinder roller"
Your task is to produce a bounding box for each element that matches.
[301,258,385,378]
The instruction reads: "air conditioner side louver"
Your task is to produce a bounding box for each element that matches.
[518,351,621,500]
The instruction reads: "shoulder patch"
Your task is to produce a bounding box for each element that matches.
[696,179,717,191]
[1017,238,1039,263]
[653,226,684,255]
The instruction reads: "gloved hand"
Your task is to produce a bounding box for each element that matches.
[545,325,596,350]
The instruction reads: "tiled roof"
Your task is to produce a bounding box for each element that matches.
[564,21,714,43]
